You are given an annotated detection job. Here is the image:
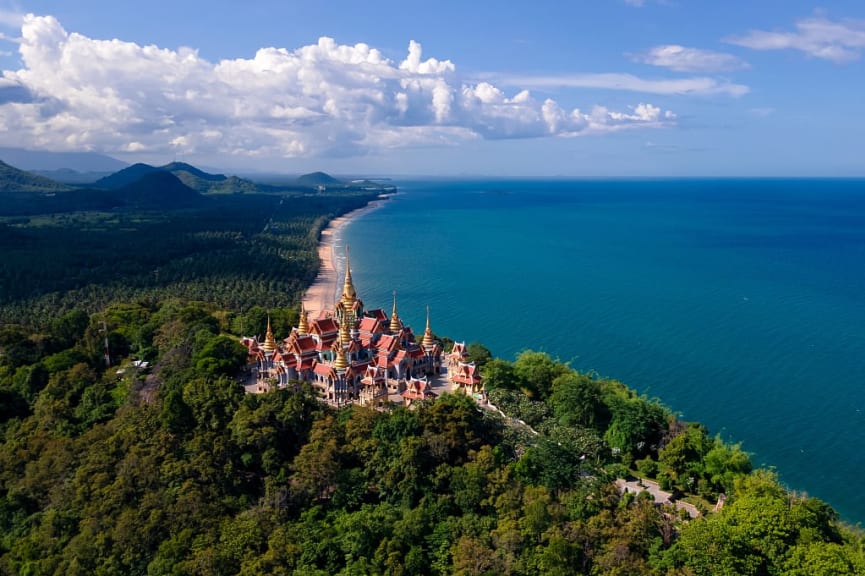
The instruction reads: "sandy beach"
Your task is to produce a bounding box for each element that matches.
[302,197,389,319]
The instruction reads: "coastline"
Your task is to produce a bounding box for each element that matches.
[302,196,390,319]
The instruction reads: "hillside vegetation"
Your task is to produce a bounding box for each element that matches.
[0,160,71,194]
[0,301,862,574]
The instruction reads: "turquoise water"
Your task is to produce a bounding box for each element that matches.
[341,179,865,522]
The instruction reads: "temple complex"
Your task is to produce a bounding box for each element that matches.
[241,249,483,407]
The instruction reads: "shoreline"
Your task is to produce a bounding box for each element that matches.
[302,196,390,319]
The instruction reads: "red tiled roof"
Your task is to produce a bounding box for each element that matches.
[358,317,381,333]
[376,334,398,352]
[311,318,339,334]
[296,335,317,352]
[367,309,388,321]
[314,363,333,377]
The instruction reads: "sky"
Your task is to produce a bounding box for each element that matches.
[0,0,863,176]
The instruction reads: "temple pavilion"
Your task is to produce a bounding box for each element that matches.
[241,250,484,407]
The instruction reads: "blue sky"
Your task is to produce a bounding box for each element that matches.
[0,0,863,176]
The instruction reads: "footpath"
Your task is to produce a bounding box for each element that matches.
[615,478,700,518]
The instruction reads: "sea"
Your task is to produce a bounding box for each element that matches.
[339,178,865,523]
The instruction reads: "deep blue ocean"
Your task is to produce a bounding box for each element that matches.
[340,179,865,522]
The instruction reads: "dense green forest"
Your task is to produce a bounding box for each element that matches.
[1,300,863,575]
[0,191,378,327]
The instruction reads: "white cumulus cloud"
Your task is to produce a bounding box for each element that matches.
[0,14,677,161]
[726,15,865,63]
[631,44,749,73]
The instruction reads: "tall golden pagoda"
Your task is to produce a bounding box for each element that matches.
[297,302,309,336]
[422,306,436,351]
[389,291,402,332]
[336,246,363,326]
[262,315,277,354]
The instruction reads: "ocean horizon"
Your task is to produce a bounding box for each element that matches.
[339,178,865,522]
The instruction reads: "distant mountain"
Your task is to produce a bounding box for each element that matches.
[0,147,127,172]
[95,162,258,194]
[94,163,161,189]
[32,168,117,184]
[0,159,70,194]
[161,162,227,182]
[295,171,346,189]
[117,171,205,208]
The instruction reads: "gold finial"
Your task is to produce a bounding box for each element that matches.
[389,290,402,332]
[341,245,356,304]
[297,302,309,336]
[422,306,435,350]
[263,314,277,353]
[333,340,348,371]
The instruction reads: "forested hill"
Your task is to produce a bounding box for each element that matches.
[116,171,204,207]
[0,300,862,574]
[0,159,70,194]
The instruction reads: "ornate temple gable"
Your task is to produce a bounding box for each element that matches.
[452,361,482,387]
[376,334,399,354]
[361,365,386,385]
[402,376,436,403]
[450,341,468,362]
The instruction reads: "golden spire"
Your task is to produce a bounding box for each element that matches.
[333,340,348,371]
[389,290,402,332]
[297,302,309,336]
[422,306,436,350]
[339,308,352,345]
[263,314,277,353]
[341,245,357,306]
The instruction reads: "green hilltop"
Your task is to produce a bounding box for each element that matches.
[0,159,71,194]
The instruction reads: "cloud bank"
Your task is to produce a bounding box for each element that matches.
[0,14,679,161]
[727,15,865,63]
[631,45,749,73]
[496,72,748,97]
